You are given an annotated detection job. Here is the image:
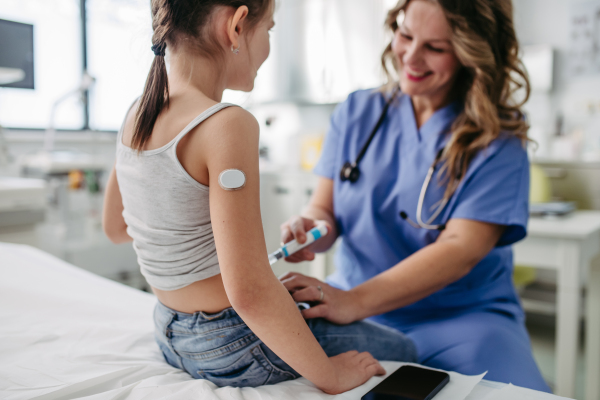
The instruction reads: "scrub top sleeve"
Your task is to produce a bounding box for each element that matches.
[449,138,530,247]
[313,99,349,179]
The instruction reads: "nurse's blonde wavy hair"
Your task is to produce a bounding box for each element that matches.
[382,0,531,200]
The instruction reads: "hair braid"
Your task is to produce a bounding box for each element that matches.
[131,0,174,152]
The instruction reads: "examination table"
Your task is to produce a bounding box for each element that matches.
[0,243,570,400]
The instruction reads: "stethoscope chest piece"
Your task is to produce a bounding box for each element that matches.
[340,162,360,183]
[339,87,399,185]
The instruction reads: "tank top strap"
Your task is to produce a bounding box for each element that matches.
[116,97,141,149]
[172,103,238,147]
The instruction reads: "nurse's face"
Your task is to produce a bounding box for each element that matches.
[392,0,461,104]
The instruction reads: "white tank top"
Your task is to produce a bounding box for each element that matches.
[116,102,236,291]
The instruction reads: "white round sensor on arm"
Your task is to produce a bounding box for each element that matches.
[218,169,246,191]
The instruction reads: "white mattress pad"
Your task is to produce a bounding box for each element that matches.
[0,243,567,400]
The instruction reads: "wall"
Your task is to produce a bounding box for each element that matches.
[514,0,600,161]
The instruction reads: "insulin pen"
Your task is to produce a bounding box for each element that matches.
[268,225,328,265]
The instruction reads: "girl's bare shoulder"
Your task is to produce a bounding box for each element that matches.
[195,103,260,148]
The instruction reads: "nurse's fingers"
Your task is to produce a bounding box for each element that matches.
[301,304,328,319]
[291,249,315,262]
[289,217,310,244]
[279,271,302,281]
[280,249,315,264]
[280,216,317,245]
[281,276,312,292]
[279,223,296,245]
[290,286,322,303]
[280,273,321,292]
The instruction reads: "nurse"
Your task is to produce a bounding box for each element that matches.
[279,0,551,392]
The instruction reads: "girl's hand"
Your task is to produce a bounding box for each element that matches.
[279,272,359,325]
[322,350,386,394]
[279,216,332,263]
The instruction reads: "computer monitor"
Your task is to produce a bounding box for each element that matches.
[0,18,34,89]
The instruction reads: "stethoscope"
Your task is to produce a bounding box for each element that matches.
[339,88,448,231]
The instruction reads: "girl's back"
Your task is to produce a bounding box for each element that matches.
[118,92,241,312]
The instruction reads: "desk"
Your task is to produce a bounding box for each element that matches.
[514,210,600,400]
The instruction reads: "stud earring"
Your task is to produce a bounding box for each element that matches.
[231,44,240,54]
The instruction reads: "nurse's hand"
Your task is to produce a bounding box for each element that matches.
[279,216,332,263]
[280,272,358,325]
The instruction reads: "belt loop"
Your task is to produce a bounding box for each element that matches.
[164,311,184,370]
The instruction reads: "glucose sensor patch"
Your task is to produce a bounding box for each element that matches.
[218,169,246,191]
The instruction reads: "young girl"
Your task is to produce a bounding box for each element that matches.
[102,0,416,393]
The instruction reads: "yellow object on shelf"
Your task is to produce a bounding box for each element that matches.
[513,164,552,289]
[300,134,323,171]
[529,164,551,203]
[513,265,537,287]
[68,170,84,190]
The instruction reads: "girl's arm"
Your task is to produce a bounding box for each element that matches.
[282,218,504,324]
[102,165,132,244]
[203,107,384,394]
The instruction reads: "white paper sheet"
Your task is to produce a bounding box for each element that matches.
[486,383,573,400]
[465,380,507,400]
[331,362,485,400]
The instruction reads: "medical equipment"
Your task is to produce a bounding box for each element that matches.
[0,19,34,89]
[19,72,101,176]
[0,178,46,246]
[339,87,400,183]
[0,19,35,165]
[399,148,448,231]
[218,169,246,190]
[0,177,46,224]
[44,71,96,152]
[268,225,328,265]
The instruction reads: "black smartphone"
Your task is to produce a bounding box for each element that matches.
[361,365,450,400]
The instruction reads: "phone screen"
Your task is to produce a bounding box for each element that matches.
[361,365,450,400]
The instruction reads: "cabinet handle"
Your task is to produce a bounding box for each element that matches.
[306,188,313,197]
[274,186,290,194]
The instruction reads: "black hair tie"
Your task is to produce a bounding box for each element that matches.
[151,43,166,57]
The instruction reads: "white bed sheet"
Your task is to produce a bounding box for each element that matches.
[0,243,562,400]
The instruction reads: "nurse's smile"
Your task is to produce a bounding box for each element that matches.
[405,67,433,82]
[392,0,461,111]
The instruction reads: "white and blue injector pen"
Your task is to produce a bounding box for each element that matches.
[268,225,328,265]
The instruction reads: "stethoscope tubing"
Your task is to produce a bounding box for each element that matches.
[402,149,447,231]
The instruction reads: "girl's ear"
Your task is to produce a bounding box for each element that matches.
[227,6,249,50]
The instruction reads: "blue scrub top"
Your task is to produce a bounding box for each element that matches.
[314,89,530,331]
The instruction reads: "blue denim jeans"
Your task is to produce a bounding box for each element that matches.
[154,301,417,388]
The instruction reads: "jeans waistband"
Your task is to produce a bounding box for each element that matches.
[155,300,239,322]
